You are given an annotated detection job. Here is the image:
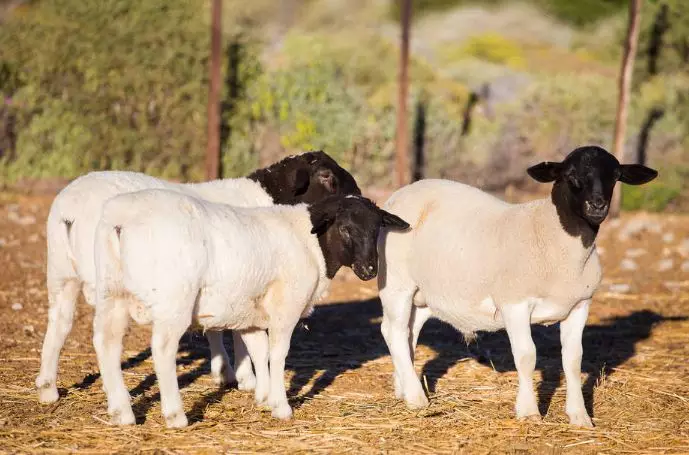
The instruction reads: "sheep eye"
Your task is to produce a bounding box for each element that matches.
[568,177,582,192]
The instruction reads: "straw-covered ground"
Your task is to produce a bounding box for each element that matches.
[1,191,688,454]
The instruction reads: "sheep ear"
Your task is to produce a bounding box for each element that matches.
[527,161,563,183]
[310,214,335,235]
[618,164,658,185]
[381,210,410,230]
[316,168,337,193]
[293,168,311,196]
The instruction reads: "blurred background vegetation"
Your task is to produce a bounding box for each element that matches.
[0,0,687,210]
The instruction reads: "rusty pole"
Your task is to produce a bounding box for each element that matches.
[610,0,642,217]
[395,0,411,188]
[206,0,222,181]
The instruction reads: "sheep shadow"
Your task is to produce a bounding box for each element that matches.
[286,298,684,418]
[71,347,153,391]
[70,332,225,424]
[128,333,226,424]
[71,297,683,424]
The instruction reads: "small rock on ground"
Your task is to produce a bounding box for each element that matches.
[11,302,22,311]
[608,283,631,294]
[617,218,662,242]
[678,239,689,257]
[625,248,647,258]
[620,259,638,271]
[657,259,674,272]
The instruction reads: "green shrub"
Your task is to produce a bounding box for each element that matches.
[389,0,626,26]
[0,0,212,182]
[622,168,685,212]
[635,0,689,83]
[440,33,526,69]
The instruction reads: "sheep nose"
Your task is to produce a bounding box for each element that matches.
[590,198,607,210]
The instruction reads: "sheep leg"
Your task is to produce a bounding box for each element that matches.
[391,305,433,399]
[409,305,433,362]
[238,329,269,405]
[36,278,81,404]
[93,298,135,425]
[267,326,296,419]
[560,299,593,427]
[232,330,257,391]
[206,330,236,387]
[380,287,428,408]
[501,302,540,421]
[151,316,191,428]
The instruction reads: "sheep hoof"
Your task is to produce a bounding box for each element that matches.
[237,374,257,392]
[110,408,136,426]
[568,412,593,428]
[254,390,269,407]
[405,393,430,409]
[393,375,403,399]
[37,384,59,404]
[212,366,236,388]
[271,404,293,420]
[165,411,188,428]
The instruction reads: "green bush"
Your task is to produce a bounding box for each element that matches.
[622,168,685,212]
[389,0,626,26]
[635,0,689,82]
[439,33,526,69]
[0,0,212,182]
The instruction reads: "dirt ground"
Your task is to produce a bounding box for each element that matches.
[1,191,689,454]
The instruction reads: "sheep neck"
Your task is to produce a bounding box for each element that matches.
[548,181,598,250]
[315,227,349,279]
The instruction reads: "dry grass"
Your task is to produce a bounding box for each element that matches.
[1,192,689,454]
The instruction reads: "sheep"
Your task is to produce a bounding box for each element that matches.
[36,151,361,404]
[92,190,409,427]
[377,146,657,427]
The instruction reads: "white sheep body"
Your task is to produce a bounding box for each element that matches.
[94,189,329,426]
[379,179,601,427]
[97,189,326,331]
[50,171,272,289]
[383,179,601,335]
[37,171,273,404]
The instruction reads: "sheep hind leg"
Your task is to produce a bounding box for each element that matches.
[152,314,192,428]
[267,325,297,420]
[36,277,81,404]
[93,298,135,425]
[206,330,236,387]
[232,330,257,391]
[238,329,269,405]
[380,285,428,408]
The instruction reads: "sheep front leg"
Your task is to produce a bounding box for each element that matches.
[380,287,428,408]
[151,317,192,428]
[206,330,236,387]
[36,278,81,404]
[560,299,593,427]
[501,302,540,421]
[232,331,257,391]
[391,305,432,400]
[93,299,135,425]
[267,326,296,419]
[238,329,269,405]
